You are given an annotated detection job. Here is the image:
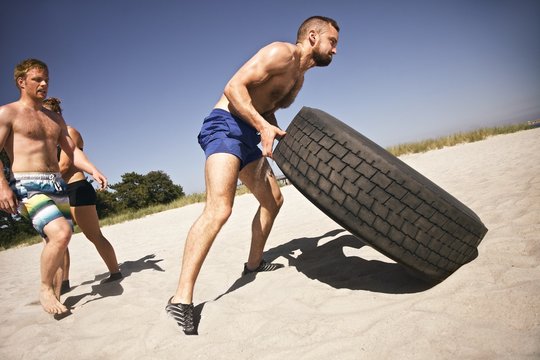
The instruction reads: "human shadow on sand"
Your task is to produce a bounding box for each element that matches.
[62,254,164,311]
[215,229,435,303]
[182,269,259,333]
[192,230,436,332]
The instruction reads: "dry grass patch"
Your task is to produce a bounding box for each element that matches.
[386,122,533,156]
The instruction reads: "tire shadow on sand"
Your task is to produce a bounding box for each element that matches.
[216,229,434,301]
[264,229,436,294]
[196,230,435,332]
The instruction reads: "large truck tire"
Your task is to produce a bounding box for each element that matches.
[273,107,488,282]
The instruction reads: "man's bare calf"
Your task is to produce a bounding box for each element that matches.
[40,218,71,314]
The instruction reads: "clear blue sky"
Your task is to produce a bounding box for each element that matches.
[2,0,539,194]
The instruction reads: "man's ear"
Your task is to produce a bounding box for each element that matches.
[308,30,318,46]
[16,76,25,89]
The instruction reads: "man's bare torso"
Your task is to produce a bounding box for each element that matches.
[215,43,304,118]
[3,102,63,173]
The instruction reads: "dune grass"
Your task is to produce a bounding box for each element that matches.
[5,120,536,250]
[386,122,533,156]
[4,232,42,250]
[99,192,206,227]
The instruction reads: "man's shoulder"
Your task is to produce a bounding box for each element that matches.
[0,102,20,123]
[41,107,61,121]
[258,42,297,63]
[0,101,21,111]
[67,125,81,138]
[264,41,296,54]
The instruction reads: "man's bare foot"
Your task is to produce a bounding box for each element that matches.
[40,286,68,314]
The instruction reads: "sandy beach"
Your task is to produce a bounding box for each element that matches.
[1,128,539,359]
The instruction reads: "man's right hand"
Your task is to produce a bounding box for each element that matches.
[0,184,18,214]
[260,124,287,158]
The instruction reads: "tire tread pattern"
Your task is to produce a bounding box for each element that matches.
[274,107,488,281]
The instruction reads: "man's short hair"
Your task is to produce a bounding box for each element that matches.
[43,97,62,114]
[14,58,48,89]
[297,16,339,43]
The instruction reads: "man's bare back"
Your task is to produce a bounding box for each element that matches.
[215,42,305,117]
[213,20,338,158]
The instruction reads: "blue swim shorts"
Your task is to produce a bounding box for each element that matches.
[10,172,73,238]
[197,109,262,169]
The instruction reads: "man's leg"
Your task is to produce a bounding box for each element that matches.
[62,248,70,282]
[239,157,284,270]
[172,153,241,305]
[41,217,71,314]
[60,248,71,294]
[54,261,64,298]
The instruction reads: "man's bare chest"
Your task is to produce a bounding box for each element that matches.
[267,75,301,101]
[14,115,60,142]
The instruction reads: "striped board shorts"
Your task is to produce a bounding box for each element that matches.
[10,173,73,238]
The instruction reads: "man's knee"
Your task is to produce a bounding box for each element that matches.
[265,191,284,217]
[274,192,284,213]
[50,228,71,249]
[43,219,72,249]
[204,202,233,226]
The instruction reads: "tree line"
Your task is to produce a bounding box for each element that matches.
[0,150,184,248]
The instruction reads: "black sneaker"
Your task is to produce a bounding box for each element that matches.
[165,297,196,335]
[242,260,284,276]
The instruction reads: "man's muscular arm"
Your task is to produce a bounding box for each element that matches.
[263,112,279,127]
[0,105,18,214]
[224,42,290,157]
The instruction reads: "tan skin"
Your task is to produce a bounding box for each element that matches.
[0,67,107,314]
[59,127,87,183]
[54,125,120,283]
[172,23,339,305]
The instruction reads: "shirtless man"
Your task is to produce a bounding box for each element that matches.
[0,59,107,315]
[166,16,339,334]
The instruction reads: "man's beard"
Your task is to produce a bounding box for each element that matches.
[313,44,332,66]
[313,50,332,67]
